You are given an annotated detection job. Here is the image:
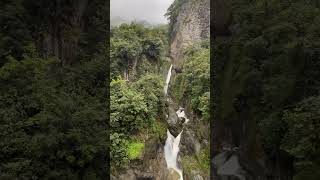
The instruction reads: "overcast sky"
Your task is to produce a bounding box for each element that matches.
[111,0,175,24]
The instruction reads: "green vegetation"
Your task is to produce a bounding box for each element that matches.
[110,24,168,170]
[215,0,320,178]
[293,164,320,180]
[0,0,108,179]
[127,142,144,159]
[151,121,168,139]
[172,40,210,121]
[111,23,168,80]
[182,148,210,176]
[281,96,320,173]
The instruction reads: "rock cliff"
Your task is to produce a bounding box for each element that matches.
[35,0,107,65]
[167,0,210,179]
[169,0,210,68]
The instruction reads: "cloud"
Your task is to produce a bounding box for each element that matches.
[111,0,175,24]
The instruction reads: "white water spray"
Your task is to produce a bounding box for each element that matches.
[176,107,189,124]
[164,64,173,96]
[164,64,187,180]
[164,130,183,180]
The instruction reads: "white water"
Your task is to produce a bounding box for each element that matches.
[176,107,189,124]
[164,64,173,96]
[164,64,184,180]
[164,130,183,180]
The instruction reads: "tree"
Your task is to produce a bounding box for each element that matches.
[281,96,320,179]
[110,23,168,80]
[172,40,210,121]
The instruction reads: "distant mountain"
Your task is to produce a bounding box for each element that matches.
[111,16,165,27]
[110,16,129,26]
[132,19,153,27]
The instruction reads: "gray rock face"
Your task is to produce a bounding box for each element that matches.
[167,168,181,180]
[180,129,201,155]
[212,148,271,180]
[217,155,245,180]
[165,99,184,137]
[212,151,247,180]
[193,174,204,180]
[112,137,169,180]
[170,0,210,68]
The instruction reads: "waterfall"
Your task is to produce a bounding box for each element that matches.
[163,64,184,180]
[164,64,173,96]
[164,130,183,180]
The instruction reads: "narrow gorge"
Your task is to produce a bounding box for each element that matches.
[110,0,210,179]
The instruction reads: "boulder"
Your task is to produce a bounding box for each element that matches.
[167,168,182,180]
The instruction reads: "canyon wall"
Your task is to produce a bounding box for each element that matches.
[169,0,210,68]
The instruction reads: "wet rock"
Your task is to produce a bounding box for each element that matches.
[180,129,201,155]
[194,175,204,180]
[212,149,266,180]
[192,173,204,180]
[185,169,206,180]
[142,145,168,180]
[217,155,246,180]
[167,168,181,180]
[166,100,184,137]
[136,172,155,180]
[168,125,183,137]
[173,66,183,73]
[116,169,136,180]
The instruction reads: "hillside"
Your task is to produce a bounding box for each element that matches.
[0,0,108,178]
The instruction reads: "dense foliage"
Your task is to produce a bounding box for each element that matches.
[0,0,108,179]
[110,24,167,170]
[281,96,320,179]
[110,72,165,170]
[0,51,108,180]
[172,40,210,121]
[215,0,320,178]
[110,23,168,80]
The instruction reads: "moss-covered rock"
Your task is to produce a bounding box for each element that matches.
[181,148,210,177]
[127,141,144,160]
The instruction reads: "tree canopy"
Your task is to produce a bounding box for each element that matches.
[215,0,320,178]
[0,0,108,179]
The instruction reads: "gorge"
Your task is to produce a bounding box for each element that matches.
[110,0,210,179]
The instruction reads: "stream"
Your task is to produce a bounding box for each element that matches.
[163,64,188,180]
[164,64,173,96]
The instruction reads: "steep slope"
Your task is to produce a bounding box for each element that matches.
[166,0,210,179]
[167,0,210,68]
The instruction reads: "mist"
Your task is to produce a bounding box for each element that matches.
[111,0,175,24]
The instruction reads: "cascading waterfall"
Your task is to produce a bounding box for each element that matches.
[164,64,173,96]
[164,64,185,180]
[164,130,183,180]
